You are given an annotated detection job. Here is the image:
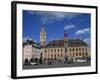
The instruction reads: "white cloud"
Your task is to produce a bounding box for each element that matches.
[27,11,81,24]
[75,28,90,35]
[64,24,75,30]
[83,38,91,47]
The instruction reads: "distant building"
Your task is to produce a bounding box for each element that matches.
[23,38,41,64]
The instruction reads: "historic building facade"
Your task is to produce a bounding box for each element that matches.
[41,32,68,63]
[23,39,41,64]
[23,26,90,64]
[40,27,90,63]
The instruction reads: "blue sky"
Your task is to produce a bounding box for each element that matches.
[23,10,91,47]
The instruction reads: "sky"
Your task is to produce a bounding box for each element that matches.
[23,10,91,47]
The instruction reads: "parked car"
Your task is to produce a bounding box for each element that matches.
[77,59,86,63]
[47,61,52,65]
[30,62,38,65]
[64,60,74,64]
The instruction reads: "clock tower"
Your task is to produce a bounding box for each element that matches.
[40,26,46,47]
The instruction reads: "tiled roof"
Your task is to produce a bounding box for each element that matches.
[68,39,88,47]
[23,38,88,48]
[45,39,88,48]
[23,39,40,48]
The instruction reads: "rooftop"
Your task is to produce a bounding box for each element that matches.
[45,39,88,48]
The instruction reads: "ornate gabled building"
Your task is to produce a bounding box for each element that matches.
[41,31,90,63]
[23,26,90,64]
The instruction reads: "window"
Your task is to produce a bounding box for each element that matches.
[73,48,74,51]
[54,54,56,58]
[58,54,59,57]
[82,52,84,56]
[76,48,78,51]
[79,48,81,51]
[58,49,59,52]
[76,53,78,56]
[51,54,53,57]
[79,52,81,56]
[86,52,88,56]
[55,49,56,53]
[82,48,84,51]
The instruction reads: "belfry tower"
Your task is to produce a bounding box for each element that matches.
[40,26,46,47]
[64,31,68,58]
[64,31,68,47]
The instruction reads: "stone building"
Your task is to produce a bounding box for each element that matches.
[23,26,90,64]
[40,27,90,64]
[23,38,41,64]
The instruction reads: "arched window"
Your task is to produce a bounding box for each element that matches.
[58,54,59,57]
[58,49,59,52]
[73,48,74,51]
[79,52,81,56]
[76,53,78,56]
[82,52,84,56]
[55,49,56,53]
[86,52,88,56]
[51,54,53,57]
[82,48,84,51]
[79,48,81,51]
[55,54,56,58]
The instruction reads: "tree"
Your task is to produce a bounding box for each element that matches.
[24,58,28,64]
[30,58,34,62]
